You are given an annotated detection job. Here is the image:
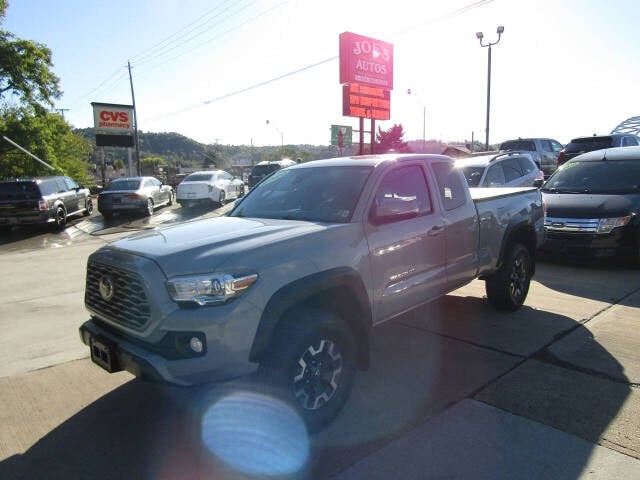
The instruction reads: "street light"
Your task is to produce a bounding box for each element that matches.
[476,25,504,151]
[407,89,426,151]
[265,120,284,155]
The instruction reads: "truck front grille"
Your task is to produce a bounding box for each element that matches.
[85,260,151,330]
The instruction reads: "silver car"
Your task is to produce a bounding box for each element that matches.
[456,152,544,188]
[98,176,174,219]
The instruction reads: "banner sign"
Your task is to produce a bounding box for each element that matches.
[342,84,391,120]
[339,32,394,89]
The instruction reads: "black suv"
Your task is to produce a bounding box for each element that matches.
[557,133,640,166]
[0,176,93,232]
[247,159,297,188]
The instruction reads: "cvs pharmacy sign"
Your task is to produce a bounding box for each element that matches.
[91,102,133,132]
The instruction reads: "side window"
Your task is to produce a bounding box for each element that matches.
[55,178,68,193]
[485,163,506,186]
[539,140,553,152]
[502,158,524,181]
[516,157,536,174]
[432,161,467,210]
[39,180,57,196]
[551,140,563,152]
[372,165,432,221]
[622,136,638,147]
[63,177,78,190]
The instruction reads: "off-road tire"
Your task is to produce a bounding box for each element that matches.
[54,206,67,231]
[259,308,357,432]
[485,242,531,311]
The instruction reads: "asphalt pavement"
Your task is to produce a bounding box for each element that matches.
[0,209,639,479]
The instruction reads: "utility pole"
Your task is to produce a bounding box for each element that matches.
[127,61,141,175]
[54,108,69,119]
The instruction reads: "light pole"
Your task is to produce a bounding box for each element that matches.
[407,89,426,151]
[266,120,283,155]
[476,25,504,151]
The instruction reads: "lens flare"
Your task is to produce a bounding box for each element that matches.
[201,391,309,476]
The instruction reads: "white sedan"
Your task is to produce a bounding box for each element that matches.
[176,170,244,207]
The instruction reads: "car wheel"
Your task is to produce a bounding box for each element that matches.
[54,206,67,231]
[218,190,226,206]
[83,198,93,216]
[485,242,531,311]
[259,308,356,432]
[238,186,245,198]
[145,198,154,216]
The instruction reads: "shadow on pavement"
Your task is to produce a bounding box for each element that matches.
[0,294,631,479]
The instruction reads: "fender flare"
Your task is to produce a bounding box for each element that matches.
[249,266,372,370]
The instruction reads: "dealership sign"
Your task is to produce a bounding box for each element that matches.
[339,32,393,89]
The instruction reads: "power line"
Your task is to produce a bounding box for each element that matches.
[142,0,495,124]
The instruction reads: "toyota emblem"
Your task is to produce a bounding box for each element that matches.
[99,275,115,301]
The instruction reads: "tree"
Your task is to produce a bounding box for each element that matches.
[0,1,61,112]
[376,124,410,153]
[0,107,93,182]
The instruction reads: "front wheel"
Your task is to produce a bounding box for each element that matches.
[83,198,93,216]
[218,190,226,206]
[259,308,356,432]
[485,242,532,311]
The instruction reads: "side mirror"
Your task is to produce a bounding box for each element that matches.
[370,196,419,225]
[533,179,544,188]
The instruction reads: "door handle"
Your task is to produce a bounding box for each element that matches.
[428,225,444,236]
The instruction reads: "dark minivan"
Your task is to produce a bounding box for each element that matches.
[0,176,92,232]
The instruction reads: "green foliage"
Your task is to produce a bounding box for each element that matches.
[0,2,61,112]
[0,107,93,182]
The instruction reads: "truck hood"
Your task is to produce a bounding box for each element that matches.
[107,216,328,276]
[542,192,640,218]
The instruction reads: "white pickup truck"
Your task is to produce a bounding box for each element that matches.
[80,154,545,430]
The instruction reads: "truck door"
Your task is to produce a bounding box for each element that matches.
[365,163,447,324]
[430,161,480,292]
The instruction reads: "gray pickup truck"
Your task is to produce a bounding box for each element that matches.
[80,154,545,430]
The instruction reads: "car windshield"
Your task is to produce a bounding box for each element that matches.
[458,166,485,187]
[184,173,215,182]
[542,160,640,194]
[104,179,141,191]
[230,165,372,223]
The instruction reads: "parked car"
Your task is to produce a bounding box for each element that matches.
[176,170,244,207]
[0,175,92,232]
[556,133,640,166]
[456,152,544,188]
[247,159,297,188]
[499,137,564,178]
[80,153,544,431]
[98,176,174,219]
[541,146,640,263]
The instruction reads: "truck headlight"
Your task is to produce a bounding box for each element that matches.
[597,216,631,234]
[167,273,258,306]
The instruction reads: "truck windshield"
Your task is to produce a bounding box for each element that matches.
[230,165,373,223]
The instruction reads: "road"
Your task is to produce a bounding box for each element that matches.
[0,205,639,479]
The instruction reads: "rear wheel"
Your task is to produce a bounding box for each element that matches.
[83,198,93,216]
[145,198,154,216]
[54,206,67,230]
[259,308,356,432]
[485,243,531,311]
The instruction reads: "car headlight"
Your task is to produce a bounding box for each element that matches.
[167,273,258,306]
[597,216,631,234]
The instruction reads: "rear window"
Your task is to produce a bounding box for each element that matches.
[0,181,41,200]
[565,137,613,153]
[459,166,485,187]
[104,179,141,191]
[251,164,280,176]
[184,173,215,182]
[500,140,536,152]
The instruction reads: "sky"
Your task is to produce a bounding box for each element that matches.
[4,0,640,148]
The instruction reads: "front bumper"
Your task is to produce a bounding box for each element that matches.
[79,318,259,386]
[542,227,636,259]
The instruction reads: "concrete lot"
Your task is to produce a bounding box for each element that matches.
[0,209,638,479]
